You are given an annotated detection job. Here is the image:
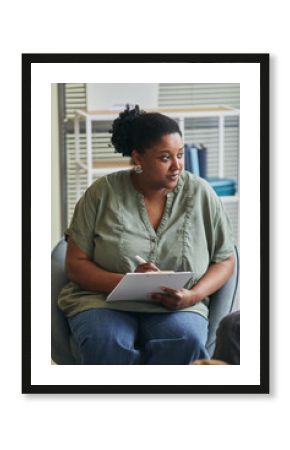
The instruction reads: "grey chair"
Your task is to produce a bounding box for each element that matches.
[51,239,239,364]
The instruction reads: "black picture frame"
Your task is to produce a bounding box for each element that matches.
[22,53,269,394]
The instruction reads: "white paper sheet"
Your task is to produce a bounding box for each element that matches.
[106,272,193,302]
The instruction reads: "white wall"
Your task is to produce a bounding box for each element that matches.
[51,84,61,249]
[86,83,158,110]
[4,2,290,450]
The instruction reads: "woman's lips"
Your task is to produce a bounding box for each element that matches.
[168,173,179,181]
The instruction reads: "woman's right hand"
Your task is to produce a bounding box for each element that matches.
[134,262,160,273]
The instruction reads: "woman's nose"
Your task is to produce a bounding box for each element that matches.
[171,157,182,170]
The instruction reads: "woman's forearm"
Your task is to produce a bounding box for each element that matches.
[67,258,123,292]
[191,256,235,303]
[65,239,123,292]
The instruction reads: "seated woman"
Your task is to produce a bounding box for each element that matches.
[58,104,235,365]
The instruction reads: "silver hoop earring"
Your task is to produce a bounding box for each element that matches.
[134,165,143,174]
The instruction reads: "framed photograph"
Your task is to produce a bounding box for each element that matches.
[22,53,269,394]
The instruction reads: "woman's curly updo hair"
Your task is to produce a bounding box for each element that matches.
[110,104,182,157]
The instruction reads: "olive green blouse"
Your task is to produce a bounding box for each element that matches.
[58,170,234,318]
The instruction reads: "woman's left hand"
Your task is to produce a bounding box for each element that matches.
[151,287,198,310]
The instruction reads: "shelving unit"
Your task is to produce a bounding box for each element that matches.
[73,105,240,201]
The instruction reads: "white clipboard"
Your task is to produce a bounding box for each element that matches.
[106,272,193,302]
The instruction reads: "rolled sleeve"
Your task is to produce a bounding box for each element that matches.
[65,188,98,259]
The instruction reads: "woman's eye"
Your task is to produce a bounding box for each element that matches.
[159,153,184,162]
[160,156,170,161]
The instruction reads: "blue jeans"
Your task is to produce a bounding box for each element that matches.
[68,308,209,365]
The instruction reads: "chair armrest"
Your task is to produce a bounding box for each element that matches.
[51,239,78,364]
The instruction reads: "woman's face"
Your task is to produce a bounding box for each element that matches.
[132,133,184,191]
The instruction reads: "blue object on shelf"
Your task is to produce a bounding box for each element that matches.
[197,145,208,179]
[184,143,208,178]
[206,177,237,196]
[189,147,200,176]
[184,144,191,172]
[184,144,200,176]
